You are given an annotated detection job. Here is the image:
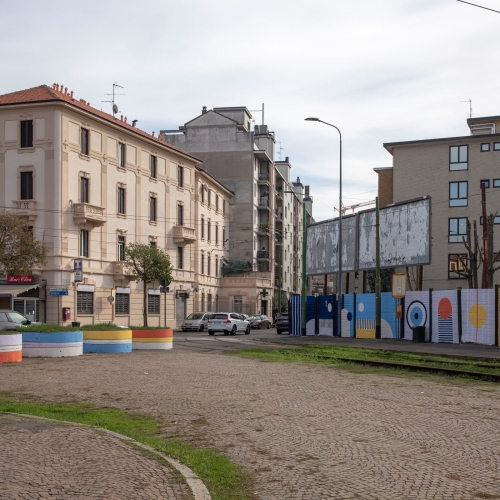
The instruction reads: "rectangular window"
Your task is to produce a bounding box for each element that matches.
[150,196,157,222]
[77,291,93,315]
[222,229,226,248]
[118,143,126,168]
[449,145,468,170]
[20,171,33,200]
[118,235,125,261]
[81,128,89,155]
[117,187,126,214]
[493,179,500,188]
[480,179,490,188]
[494,142,500,151]
[207,254,211,276]
[448,254,467,279]
[148,294,160,314]
[115,293,129,315]
[449,181,468,206]
[481,143,490,152]
[215,225,218,245]
[201,217,205,239]
[150,155,157,178]
[208,189,212,206]
[223,199,226,215]
[177,204,183,226]
[201,185,205,203]
[233,295,243,314]
[449,217,467,243]
[480,216,500,225]
[178,247,183,269]
[178,165,183,187]
[80,177,89,203]
[20,120,33,148]
[201,253,205,274]
[215,256,218,277]
[216,195,219,211]
[207,220,211,242]
[80,230,89,257]
[207,293,212,311]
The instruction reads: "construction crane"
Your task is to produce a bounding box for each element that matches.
[334,199,376,215]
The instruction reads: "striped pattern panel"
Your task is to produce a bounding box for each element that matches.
[21,331,83,358]
[0,333,22,363]
[461,289,495,345]
[289,295,302,336]
[431,290,459,344]
[83,329,132,353]
[132,329,173,350]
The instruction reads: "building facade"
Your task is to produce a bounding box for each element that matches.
[0,84,232,327]
[379,114,500,290]
[161,108,305,315]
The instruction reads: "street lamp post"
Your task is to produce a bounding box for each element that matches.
[305,117,342,337]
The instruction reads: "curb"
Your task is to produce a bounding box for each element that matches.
[4,412,211,500]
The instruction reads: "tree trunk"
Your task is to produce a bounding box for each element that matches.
[143,282,148,327]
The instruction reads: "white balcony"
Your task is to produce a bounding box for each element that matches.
[113,261,134,280]
[173,225,197,243]
[73,203,105,226]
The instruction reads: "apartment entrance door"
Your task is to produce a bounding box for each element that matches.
[175,295,187,326]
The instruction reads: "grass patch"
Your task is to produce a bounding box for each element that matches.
[81,324,129,330]
[129,326,173,330]
[230,345,500,382]
[0,393,252,500]
[16,324,81,332]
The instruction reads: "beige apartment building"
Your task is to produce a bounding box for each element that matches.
[379,114,500,290]
[0,84,231,327]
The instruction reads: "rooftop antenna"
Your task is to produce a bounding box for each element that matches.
[102,82,125,117]
[277,141,284,160]
[249,103,265,125]
[461,99,472,119]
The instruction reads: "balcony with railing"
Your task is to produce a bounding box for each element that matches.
[112,261,134,280]
[258,198,270,210]
[12,200,37,221]
[73,203,105,226]
[257,250,269,259]
[258,172,270,186]
[257,223,271,235]
[173,225,197,243]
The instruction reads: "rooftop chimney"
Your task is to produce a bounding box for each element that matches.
[285,156,289,163]
[202,106,207,114]
[297,177,300,183]
[132,120,138,128]
[305,185,310,197]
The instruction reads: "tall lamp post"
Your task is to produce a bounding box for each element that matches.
[305,117,342,337]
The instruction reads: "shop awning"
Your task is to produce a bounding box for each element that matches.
[0,283,41,297]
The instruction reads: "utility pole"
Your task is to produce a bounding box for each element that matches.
[301,201,307,336]
[481,183,489,288]
[375,197,381,339]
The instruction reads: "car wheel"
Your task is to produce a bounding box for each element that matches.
[198,324,204,332]
[245,324,251,335]
[277,330,282,335]
[224,331,229,335]
[231,325,237,335]
[208,331,214,336]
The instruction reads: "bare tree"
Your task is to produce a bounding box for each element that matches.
[458,220,481,288]
[486,214,500,287]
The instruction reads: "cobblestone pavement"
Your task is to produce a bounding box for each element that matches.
[2,339,500,499]
[0,414,192,500]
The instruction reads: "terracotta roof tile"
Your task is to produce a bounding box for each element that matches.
[0,84,198,162]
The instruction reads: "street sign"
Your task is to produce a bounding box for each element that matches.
[74,259,83,282]
[107,295,115,303]
[50,288,68,296]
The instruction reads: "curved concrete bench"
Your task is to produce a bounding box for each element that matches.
[0,332,22,363]
[22,331,83,357]
[83,329,132,353]
[132,329,173,350]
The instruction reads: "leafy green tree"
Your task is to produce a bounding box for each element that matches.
[0,211,47,274]
[272,291,288,320]
[124,243,173,326]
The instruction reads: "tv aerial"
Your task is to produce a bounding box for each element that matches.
[102,83,125,117]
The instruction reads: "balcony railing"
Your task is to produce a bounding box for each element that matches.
[73,203,105,226]
[257,250,269,259]
[259,198,269,207]
[258,224,270,234]
[258,173,269,181]
[173,225,197,243]
[12,200,37,221]
[113,261,134,280]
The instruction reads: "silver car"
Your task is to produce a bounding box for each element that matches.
[0,310,31,330]
[181,312,215,332]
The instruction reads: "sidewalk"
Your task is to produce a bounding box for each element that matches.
[255,334,500,360]
[0,414,194,500]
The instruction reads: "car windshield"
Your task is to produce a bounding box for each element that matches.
[186,313,204,320]
[248,316,261,320]
[7,312,28,324]
[213,314,228,320]
[278,315,288,320]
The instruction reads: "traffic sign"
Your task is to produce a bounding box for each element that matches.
[50,288,68,296]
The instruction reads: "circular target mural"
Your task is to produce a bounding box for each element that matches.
[406,300,427,329]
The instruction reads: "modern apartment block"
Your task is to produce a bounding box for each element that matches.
[379,114,500,290]
[0,84,231,327]
[161,108,305,314]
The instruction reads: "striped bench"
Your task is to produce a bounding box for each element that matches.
[22,331,83,357]
[132,329,173,350]
[83,329,132,353]
[0,332,22,363]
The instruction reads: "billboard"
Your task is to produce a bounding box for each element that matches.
[306,197,431,275]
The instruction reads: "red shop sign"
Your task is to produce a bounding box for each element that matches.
[7,275,34,283]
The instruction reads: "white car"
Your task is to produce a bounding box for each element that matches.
[207,312,250,336]
[181,312,215,332]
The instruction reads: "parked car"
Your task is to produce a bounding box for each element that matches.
[207,313,250,336]
[248,315,272,329]
[276,314,289,334]
[0,310,31,330]
[181,312,215,332]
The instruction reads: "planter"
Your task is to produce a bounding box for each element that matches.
[22,331,83,358]
[83,329,132,353]
[0,332,22,363]
[132,329,173,350]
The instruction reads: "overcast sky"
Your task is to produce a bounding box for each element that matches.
[2,0,498,221]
